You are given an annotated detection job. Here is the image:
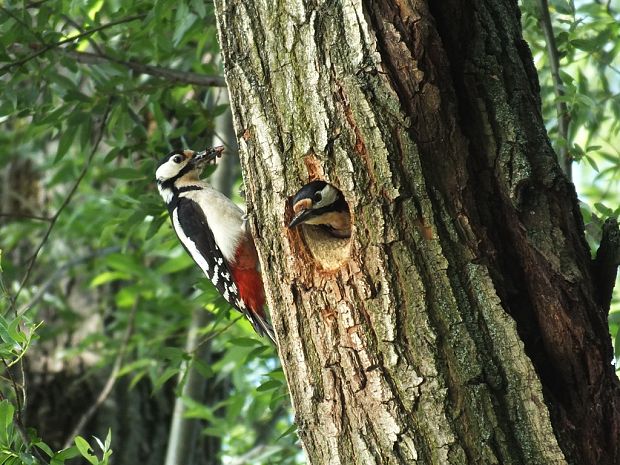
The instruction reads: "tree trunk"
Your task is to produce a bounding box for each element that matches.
[213,1,620,464]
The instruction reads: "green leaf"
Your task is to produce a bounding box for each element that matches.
[173,12,198,46]
[192,359,213,379]
[34,441,54,458]
[256,379,282,392]
[90,271,130,287]
[191,0,206,18]
[7,319,26,345]
[594,202,613,217]
[74,437,98,465]
[145,215,167,240]
[277,422,298,440]
[104,429,112,452]
[583,154,599,172]
[0,400,15,444]
[54,127,76,163]
[156,254,192,274]
[154,367,180,390]
[52,445,80,463]
[0,316,20,351]
[104,254,142,275]
[245,345,269,363]
[118,359,155,377]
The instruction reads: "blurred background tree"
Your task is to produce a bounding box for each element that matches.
[0,0,617,464]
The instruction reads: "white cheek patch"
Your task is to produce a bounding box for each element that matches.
[172,209,211,277]
[315,184,338,209]
[155,159,183,182]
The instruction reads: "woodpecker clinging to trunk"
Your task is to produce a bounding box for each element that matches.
[155,147,275,343]
[288,180,351,238]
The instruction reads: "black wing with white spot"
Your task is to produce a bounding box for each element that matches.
[171,197,247,313]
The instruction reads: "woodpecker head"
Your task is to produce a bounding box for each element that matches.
[155,146,224,202]
[288,180,351,238]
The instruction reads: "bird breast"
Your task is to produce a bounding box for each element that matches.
[181,186,246,262]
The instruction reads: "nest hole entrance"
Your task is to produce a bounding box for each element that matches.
[298,224,351,271]
[288,181,352,271]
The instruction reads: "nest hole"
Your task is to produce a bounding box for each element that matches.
[297,224,351,271]
[287,181,352,271]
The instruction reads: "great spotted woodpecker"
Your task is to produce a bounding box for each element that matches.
[288,180,351,238]
[155,147,275,343]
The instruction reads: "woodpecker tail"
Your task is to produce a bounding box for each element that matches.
[230,262,276,344]
[245,311,276,344]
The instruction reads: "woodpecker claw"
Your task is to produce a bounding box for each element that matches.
[241,211,251,233]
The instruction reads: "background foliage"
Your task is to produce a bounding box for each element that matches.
[0,0,617,464]
[521,0,620,360]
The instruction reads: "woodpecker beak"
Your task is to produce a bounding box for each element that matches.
[289,207,316,229]
[193,146,225,166]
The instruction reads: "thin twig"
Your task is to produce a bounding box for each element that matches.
[8,43,226,87]
[537,0,572,179]
[190,314,244,355]
[60,14,105,56]
[2,358,23,422]
[9,100,112,314]
[61,49,226,87]
[0,14,145,73]
[62,300,139,449]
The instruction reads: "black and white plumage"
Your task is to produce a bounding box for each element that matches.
[155,147,274,342]
[288,180,351,238]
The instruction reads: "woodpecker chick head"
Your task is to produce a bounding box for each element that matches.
[288,180,351,238]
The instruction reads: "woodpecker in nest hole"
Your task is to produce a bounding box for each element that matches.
[288,180,351,238]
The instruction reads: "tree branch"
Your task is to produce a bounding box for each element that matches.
[593,217,620,314]
[537,0,572,179]
[60,14,105,56]
[0,14,145,73]
[61,49,226,87]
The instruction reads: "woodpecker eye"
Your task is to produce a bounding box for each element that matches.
[314,192,322,203]
[172,155,183,164]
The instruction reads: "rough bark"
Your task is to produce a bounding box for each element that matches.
[214,1,620,464]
